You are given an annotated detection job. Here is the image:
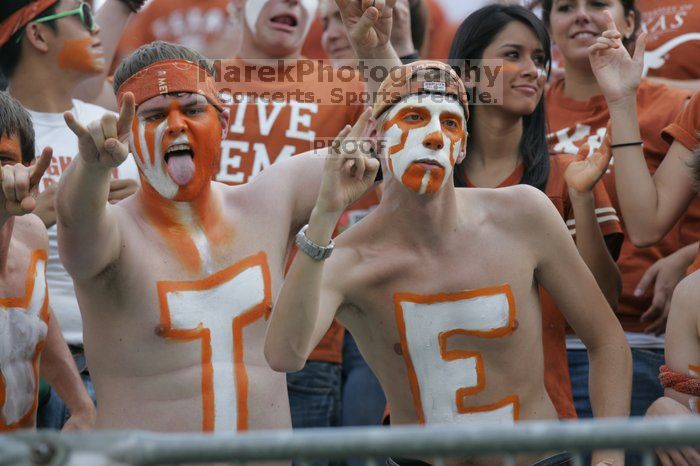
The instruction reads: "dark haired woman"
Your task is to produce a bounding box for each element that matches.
[542,1,698,432]
[449,3,624,423]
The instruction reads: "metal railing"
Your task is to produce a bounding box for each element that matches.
[3,417,700,466]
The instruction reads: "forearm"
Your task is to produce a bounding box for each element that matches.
[608,98,668,244]
[588,337,632,419]
[56,157,111,230]
[40,312,95,418]
[73,0,132,104]
[570,190,621,309]
[265,208,342,372]
[356,44,402,100]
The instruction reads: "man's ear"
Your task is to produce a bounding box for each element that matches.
[24,23,51,53]
[219,108,231,139]
[456,133,468,165]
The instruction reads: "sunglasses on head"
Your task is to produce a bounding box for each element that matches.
[16,2,96,43]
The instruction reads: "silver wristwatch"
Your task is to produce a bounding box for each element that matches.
[295,224,335,261]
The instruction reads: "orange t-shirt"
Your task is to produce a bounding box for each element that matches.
[112,0,231,71]
[546,78,699,332]
[302,17,327,61]
[422,0,459,61]
[215,58,366,363]
[215,58,366,185]
[662,89,700,151]
[464,155,623,420]
[638,0,700,80]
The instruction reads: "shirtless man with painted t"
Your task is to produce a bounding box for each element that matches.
[265,62,632,466]
[0,92,95,431]
[55,42,333,432]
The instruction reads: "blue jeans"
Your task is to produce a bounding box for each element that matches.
[287,361,342,466]
[341,332,386,427]
[342,332,387,466]
[287,361,342,429]
[568,348,664,466]
[36,351,96,429]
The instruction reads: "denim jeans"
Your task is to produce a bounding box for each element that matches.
[36,351,96,429]
[288,360,342,466]
[341,332,386,427]
[568,348,665,466]
[342,332,387,466]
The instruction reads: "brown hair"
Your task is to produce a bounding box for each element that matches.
[541,0,642,48]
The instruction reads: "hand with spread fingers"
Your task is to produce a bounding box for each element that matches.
[588,10,647,106]
[316,108,380,215]
[63,92,135,170]
[336,0,396,52]
[0,147,53,217]
[564,139,613,195]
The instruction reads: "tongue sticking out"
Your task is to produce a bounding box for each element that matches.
[166,155,195,186]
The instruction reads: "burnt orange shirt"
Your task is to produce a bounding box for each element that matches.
[216,58,366,363]
[464,155,623,419]
[638,0,700,80]
[546,78,698,332]
[422,0,459,61]
[662,91,700,274]
[112,0,230,72]
[215,58,365,185]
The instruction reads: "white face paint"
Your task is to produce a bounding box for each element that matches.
[395,286,517,425]
[0,257,48,426]
[159,254,270,431]
[244,0,319,38]
[381,94,466,195]
[131,117,180,200]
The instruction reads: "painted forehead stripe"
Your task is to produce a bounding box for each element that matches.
[117,59,224,111]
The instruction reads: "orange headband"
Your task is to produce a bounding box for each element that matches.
[116,59,224,111]
[0,0,58,46]
[372,60,469,120]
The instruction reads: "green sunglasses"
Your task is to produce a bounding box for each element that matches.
[16,2,96,44]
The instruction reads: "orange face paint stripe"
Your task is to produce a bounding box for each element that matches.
[0,250,49,431]
[57,38,101,74]
[157,252,271,432]
[393,285,517,424]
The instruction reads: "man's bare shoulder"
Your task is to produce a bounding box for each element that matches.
[14,215,48,251]
[222,149,326,208]
[457,184,556,230]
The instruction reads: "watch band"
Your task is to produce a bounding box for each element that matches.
[295,224,335,261]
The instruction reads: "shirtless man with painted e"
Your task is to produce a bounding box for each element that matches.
[55,42,335,432]
[0,92,95,431]
[265,62,632,466]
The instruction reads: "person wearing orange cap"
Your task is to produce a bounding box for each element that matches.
[53,40,342,434]
[265,61,631,466]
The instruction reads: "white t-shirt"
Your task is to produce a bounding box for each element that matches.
[29,99,140,346]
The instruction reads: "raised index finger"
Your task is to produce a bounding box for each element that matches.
[603,10,618,33]
[117,92,136,139]
[29,146,53,188]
